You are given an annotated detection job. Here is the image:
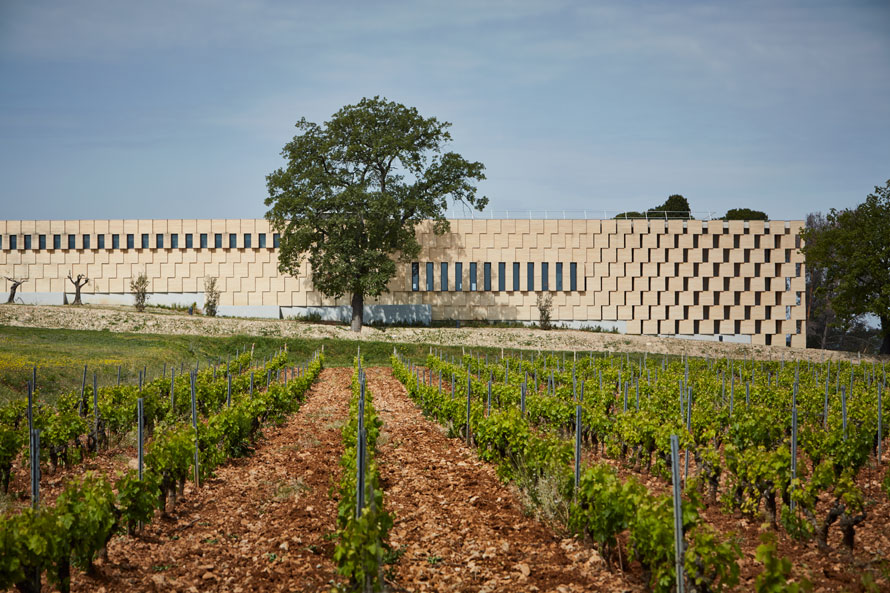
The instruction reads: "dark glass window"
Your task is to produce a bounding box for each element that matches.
[0,235,3,249]
[258,233,266,248]
[273,233,280,248]
[185,233,193,248]
[426,262,434,291]
[570,262,578,291]
[39,235,46,250]
[555,262,563,291]
[112,234,120,249]
[68,234,76,249]
[97,234,105,249]
[200,233,208,248]
[483,262,492,291]
[469,262,477,291]
[455,262,462,291]
[441,262,449,291]
[411,263,419,291]
[527,262,534,291]
[498,262,505,291]
[156,234,164,249]
[141,233,149,249]
[126,234,134,249]
[9,235,17,250]
[24,235,31,250]
[512,262,520,291]
[170,234,178,248]
[82,234,90,249]
[243,234,251,248]
[214,233,222,248]
[541,262,549,291]
[54,234,61,249]
[229,233,237,248]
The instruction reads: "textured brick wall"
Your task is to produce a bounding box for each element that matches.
[0,218,806,347]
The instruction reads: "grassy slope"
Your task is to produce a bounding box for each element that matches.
[0,325,497,405]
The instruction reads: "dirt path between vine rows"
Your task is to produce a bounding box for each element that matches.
[71,367,352,593]
[366,367,641,593]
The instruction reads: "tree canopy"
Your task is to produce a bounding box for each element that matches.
[802,180,890,354]
[723,208,768,221]
[265,97,487,331]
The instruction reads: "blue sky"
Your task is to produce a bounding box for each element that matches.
[1,0,888,221]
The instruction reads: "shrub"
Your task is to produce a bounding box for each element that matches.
[130,272,149,312]
[537,292,553,330]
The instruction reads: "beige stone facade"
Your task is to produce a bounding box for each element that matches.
[0,218,807,347]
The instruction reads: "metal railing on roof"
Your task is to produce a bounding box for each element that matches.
[443,209,717,221]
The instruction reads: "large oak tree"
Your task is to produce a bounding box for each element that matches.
[802,180,890,355]
[265,97,487,331]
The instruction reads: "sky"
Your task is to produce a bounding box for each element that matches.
[1,0,888,222]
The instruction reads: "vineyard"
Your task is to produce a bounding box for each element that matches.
[0,338,888,592]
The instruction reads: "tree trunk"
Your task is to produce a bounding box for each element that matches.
[880,316,890,356]
[351,291,364,332]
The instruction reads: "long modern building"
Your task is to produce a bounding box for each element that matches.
[0,217,807,347]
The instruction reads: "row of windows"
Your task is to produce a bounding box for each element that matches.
[411,262,580,292]
[0,233,280,251]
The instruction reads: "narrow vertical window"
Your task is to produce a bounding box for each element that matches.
[570,263,577,291]
[9,235,16,250]
[170,234,178,248]
[126,234,134,249]
[39,235,46,250]
[229,233,237,248]
[68,234,76,249]
[185,233,193,248]
[112,234,120,249]
[527,262,534,291]
[243,233,251,248]
[258,233,266,248]
[24,235,32,250]
[411,263,419,291]
[469,262,477,291]
[273,233,280,248]
[455,262,462,291]
[426,262,434,291]
[156,234,164,249]
[97,234,105,249]
[498,262,505,291]
[483,262,492,291]
[82,234,90,249]
[555,262,563,291]
[441,262,449,291]
[512,263,520,291]
[141,233,149,249]
[200,233,208,248]
[214,233,222,248]
[541,262,549,291]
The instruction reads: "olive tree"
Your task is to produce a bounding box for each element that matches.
[265,97,487,331]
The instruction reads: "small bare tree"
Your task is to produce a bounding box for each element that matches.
[204,277,220,317]
[537,292,553,330]
[130,272,149,312]
[67,271,89,305]
[5,277,26,304]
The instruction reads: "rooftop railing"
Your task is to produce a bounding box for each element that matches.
[444,208,718,220]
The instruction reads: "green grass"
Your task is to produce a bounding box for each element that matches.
[0,325,507,405]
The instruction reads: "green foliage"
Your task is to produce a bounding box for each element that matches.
[754,532,812,593]
[203,277,220,317]
[129,272,149,312]
[116,470,160,534]
[685,524,741,593]
[724,208,769,221]
[801,179,890,354]
[649,194,691,218]
[333,361,392,592]
[54,472,118,573]
[265,96,487,330]
[536,292,553,330]
[0,421,23,493]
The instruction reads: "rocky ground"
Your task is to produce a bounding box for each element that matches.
[0,304,877,363]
